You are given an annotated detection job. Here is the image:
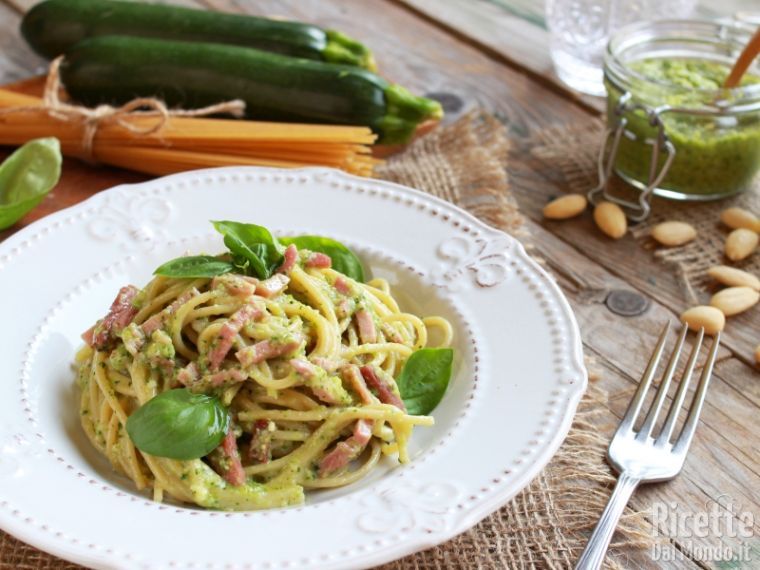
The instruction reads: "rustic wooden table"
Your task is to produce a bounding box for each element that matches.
[1,1,758,568]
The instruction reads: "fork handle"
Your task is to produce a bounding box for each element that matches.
[574,472,640,570]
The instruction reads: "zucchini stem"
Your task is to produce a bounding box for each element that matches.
[376,85,443,145]
[324,30,376,71]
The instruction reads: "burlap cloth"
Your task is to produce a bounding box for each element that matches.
[0,112,656,569]
[531,119,760,303]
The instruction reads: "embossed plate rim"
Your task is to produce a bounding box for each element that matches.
[0,166,586,570]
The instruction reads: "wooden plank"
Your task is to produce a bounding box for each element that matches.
[5,0,756,455]
[393,0,759,113]
[0,3,149,241]
[5,0,756,478]
[0,1,45,83]
[2,0,34,14]
[524,214,760,483]
[0,4,757,568]
[0,153,149,242]
[1,0,597,226]
[197,0,597,128]
[590,353,760,568]
[394,0,604,114]
[525,216,760,564]
[195,0,758,370]
[510,142,760,369]
[532,223,759,451]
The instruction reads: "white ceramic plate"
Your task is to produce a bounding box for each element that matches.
[0,167,586,569]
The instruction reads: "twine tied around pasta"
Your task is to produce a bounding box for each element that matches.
[0,56,246,163]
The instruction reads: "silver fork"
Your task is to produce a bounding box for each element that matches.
[575,322,721,570]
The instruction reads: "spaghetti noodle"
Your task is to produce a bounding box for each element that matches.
[0,86,379,177]
[75,245,453,510]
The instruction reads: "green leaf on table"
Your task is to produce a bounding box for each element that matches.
[397,348,453,415]
[126,388,230,460]
[154,255,234,278]
[0,137,62,230]
[212,220,284,279]
[280,235,365,282]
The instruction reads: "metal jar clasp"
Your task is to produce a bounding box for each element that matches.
[588,92,677,222]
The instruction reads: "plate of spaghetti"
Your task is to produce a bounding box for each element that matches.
[0,166,586,569]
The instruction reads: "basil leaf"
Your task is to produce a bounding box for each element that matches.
[397,348,453,415]
[280,235,365,282]
[0,137,62,230]
[126,388,229,460]
[212,221,284,279]
[154,255,234,278]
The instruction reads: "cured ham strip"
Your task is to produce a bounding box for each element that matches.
[342,365,374,405]
[247,420,273,464]
[81,326,95,346]
[311,356,340,374]
[290,358,318,378]
[305,252,332,269]
[334,276,351,295]
[290,358,346,405]
[206,368,248,387]
[319,365,377,476]
[176,362,199,386]
[109,287,139,331]
[236,338,301,367]
[151,356,175,378]
[277,244,298,274]
[212,274,257,298]
[255,274,289,298]
[318,419,373,477]
[355,309,377,343]
[360,365,406,411]
[218,429,246,486]
[180,366,246,391]
[207,304,263,371]
[84,285,139,348]
[141,288,198,335]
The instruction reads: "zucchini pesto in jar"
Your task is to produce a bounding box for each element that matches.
[606,58,760,198]
[602,14,760,201]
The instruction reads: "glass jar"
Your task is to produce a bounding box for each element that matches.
[601,20,760,210]
[546,0,696,96]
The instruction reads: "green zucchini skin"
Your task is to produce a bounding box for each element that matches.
[21,0,375,70]
[60,36,442,144]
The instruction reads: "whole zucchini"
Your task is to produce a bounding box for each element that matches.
[22,0,375,70]
[60,36,442,145]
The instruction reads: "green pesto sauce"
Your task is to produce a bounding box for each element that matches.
[607,58,760,196]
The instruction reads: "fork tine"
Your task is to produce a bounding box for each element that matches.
[636,323,688,441]
[673,332,721,455]
[656,327,704,446]
[617,321,670,434]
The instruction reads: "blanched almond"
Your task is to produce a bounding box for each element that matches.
[720,207,760,232]
[543,194,587,220]
[707,265,760,291]
[593,201,627,239]
[725,228,758,261]
[680,306,725,335]
[709,286,760,316]
[651,221,697,247]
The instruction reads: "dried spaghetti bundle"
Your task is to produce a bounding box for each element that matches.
[0,85,378,177]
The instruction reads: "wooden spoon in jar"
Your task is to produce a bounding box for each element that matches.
[724,26,760,88]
